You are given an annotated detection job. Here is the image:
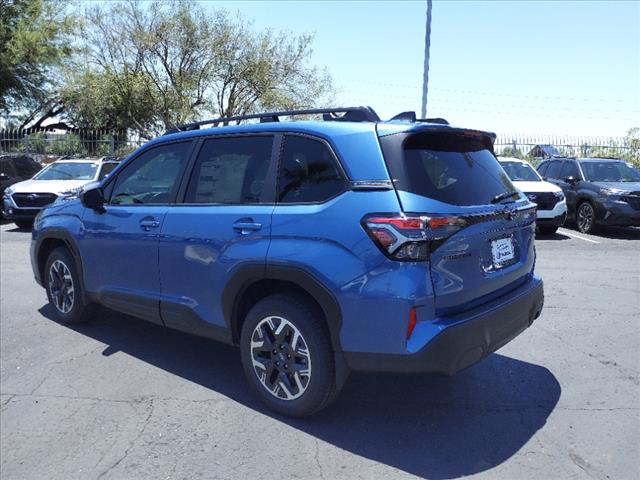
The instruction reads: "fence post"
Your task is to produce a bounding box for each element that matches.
[512,139,517,155]
[23,133,29,155]
[109,135,115,156]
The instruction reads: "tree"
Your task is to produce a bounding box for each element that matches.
[0,0,75,119]
[61,0,334,137]
[60,70,158,138]
[623,127,640,166]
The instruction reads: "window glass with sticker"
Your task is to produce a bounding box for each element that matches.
[185,136,274,204]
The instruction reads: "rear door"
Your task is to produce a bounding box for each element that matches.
[379,129,537,314]
[158,134,277,334]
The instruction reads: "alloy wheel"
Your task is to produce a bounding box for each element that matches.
[250,316,312,401]
[48,259,75,314]
[577,203,594,233]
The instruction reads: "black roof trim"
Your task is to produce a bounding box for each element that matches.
[163,106,381,135]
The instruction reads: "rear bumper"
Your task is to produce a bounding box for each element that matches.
[344,276,544,374]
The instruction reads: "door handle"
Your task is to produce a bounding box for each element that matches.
[233,220,262,235]
[139,219,160,231]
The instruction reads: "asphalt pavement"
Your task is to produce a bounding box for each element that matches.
[1,222,638,479]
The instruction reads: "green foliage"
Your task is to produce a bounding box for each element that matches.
[26,131,46,153]
[0,0,76,113]
[60,70,157,134]
[49,133,87,156]
[499,146,525,159]
[59,0,334,137]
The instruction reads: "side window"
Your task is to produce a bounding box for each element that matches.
[560,161,580,179]
[277,135,345,203]
[109,142,191,205]
[185,136,274,204]
[545,161,562,179]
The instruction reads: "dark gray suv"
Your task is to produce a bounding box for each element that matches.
[537,157,640,233]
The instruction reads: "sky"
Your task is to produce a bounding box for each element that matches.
[206,0,639,138]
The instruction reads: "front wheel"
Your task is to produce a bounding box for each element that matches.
[45,248,94,324]
[576,202,597,234]
[240,294,339,417]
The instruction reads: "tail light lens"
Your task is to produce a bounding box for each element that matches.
[362,213,467,261]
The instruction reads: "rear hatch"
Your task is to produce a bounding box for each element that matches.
[378,127,537,315]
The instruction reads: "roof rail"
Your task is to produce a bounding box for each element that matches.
[388,111,450,125]
[163,106,381,135]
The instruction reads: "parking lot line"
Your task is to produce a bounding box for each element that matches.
[558,228,600,244]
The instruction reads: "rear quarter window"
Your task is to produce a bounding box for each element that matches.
[276,135,345,203]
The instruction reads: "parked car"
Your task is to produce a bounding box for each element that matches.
[0,155,42,203]
[537,157,640,233]
[30,107,544,416]
[498,157,566,234]
[2,157,120,228]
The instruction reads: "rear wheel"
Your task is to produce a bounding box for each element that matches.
[14,219,34,229]
[240,294,338,417]
[576,201,597,234]
[45,248,94,324]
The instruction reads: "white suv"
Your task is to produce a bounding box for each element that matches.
[499,157,567,234]
[2,157,119,229]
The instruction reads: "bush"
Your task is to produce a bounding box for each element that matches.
[26,132,47,154]
[49,134,88,156]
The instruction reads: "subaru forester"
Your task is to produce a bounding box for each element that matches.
[30,107,544,416]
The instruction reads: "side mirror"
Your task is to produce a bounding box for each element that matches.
[564,176,577,184]
[80,187,105,212]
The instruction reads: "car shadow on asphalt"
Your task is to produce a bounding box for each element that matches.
[39,304,561,479]
[535,231,571,241]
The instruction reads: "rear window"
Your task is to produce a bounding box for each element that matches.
[381,131,515,206]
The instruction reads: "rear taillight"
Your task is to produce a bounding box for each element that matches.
[362,213,467,261]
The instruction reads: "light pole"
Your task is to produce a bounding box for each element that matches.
[421,0,433,119]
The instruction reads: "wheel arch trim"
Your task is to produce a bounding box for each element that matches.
[221,263,344,353]
[34,229,89,304]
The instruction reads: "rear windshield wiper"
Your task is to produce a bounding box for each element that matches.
[491,190,519,204]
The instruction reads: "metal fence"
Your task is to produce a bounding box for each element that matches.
[0,129,145,159]
[1,128,638,165]
[494,134,639,165]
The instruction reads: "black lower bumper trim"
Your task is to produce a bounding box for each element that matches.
[344,278,544,375]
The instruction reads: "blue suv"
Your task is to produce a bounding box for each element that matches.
[30,107,544,416]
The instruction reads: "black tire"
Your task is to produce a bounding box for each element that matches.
[538,225,558,235]
[14,219,34,229]
[240,294,339,417]
[576,201,598,234]
[44,247,94,324]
